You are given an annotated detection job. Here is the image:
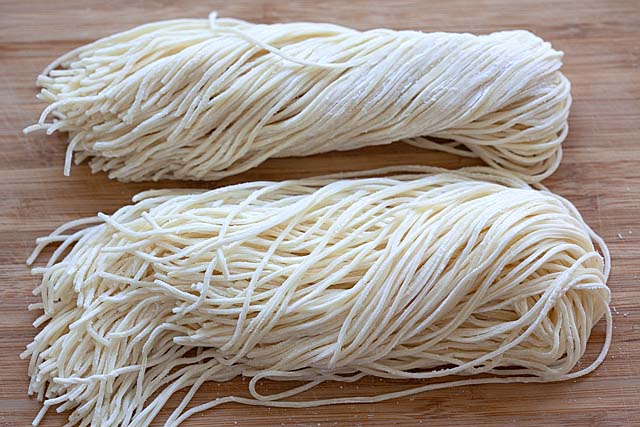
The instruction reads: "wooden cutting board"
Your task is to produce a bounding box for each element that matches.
[1,0,638,425]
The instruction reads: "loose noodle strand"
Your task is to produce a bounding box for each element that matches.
[24,166,610,427]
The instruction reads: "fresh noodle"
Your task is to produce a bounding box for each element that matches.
[26,13,570,183]
[24,166,610,427]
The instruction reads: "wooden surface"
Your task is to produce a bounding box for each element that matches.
[1,0,639,425]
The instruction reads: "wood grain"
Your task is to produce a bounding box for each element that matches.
[1,1,639,426]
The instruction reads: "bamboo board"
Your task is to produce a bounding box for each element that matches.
[1,1,639,425]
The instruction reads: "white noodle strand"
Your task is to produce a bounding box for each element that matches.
[26,14,570,183]
[24,166,610,426]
